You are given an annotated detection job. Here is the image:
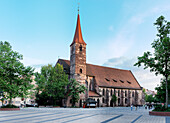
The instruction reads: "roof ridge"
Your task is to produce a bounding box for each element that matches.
[86,63,130,72]
[59,59,130,72]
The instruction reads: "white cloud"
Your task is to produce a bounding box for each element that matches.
[103,57,162,91]
[22,57,49,66]
[21,57,55,73]
[100,31,135,61]
[151,5,170,14]
[129,4,170,25]
[100,3,170,65]
[130,16,144,25]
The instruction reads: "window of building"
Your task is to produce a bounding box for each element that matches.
[70,99,72,103]
[102,98,105,103]
[132,92,134,97]
[79,45,82,51]
[120,80,124,83]
[118,98,120,105]
[105,78,110,81]
[125,98,127,104]
[125,91,127,97]
[80,69,82,73]
[113,79,117,82]
[103,89,105,96]
[111,89,113,96]
[118,90,120,97]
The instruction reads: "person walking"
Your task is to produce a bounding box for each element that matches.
[135,105,137,111]
[131,104,133,111]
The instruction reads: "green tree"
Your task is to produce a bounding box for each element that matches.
[145,95,154,104]
[155,78,170,103]
[134,16,170,108]
[68,79,86,107]
[111,94,117,106]
[35,63,69,106]
[0,41,34,105]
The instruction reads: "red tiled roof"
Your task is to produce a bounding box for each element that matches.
[57,59,142,90]
[70,14,86,46]
[89,91,100,97]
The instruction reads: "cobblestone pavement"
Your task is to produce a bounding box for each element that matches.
[0,107,169,123]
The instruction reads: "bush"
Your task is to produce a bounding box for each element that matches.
[153,104,170,112]
[1,104,19,108]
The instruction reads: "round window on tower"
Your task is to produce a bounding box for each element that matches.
[79,45,82,51]
[80,68,82,73]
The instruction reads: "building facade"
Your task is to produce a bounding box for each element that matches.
[57,12,143,107]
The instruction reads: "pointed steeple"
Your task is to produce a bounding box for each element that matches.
[70,14,86,46]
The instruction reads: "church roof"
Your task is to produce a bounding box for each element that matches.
[89,91,100,97]
[57,59,142,90]
[70,14,86,46]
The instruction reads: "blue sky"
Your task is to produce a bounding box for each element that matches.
[0,0,170,91]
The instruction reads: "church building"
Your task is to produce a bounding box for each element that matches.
[57,12,143,107]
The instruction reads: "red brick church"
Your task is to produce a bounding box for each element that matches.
[57,12,143,107]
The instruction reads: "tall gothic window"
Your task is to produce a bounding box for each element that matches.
[125,91,127,97]
[79,45,82,51]
[118,98,120,105]
[125,98,127,104]
[103,89,105,96]
[118,90,120,97]
[132,91,135,97]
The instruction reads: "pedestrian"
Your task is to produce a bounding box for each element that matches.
[135,105,137,111]
[131,104,133,111]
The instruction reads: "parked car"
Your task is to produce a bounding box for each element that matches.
[26,103,38,107]
[84,98,97,108]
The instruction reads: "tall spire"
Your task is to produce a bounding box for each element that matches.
[70,6,86,46]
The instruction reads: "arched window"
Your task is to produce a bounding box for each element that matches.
[103,89,105,96]
[80,69,82,73]
[118,90,120,97]
[125,98,128,104]
[79,45,82,51]
[102,98,105,103]
[132,91,135,97]
[118,98,120,105]
[125,91,127,97]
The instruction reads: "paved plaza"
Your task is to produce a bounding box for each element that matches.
[0,107,169,123]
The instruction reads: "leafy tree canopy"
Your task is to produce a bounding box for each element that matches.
[155,78,170,103]
[134,16,170,107]
[111,94,117,103]
[35,63,69,106]
[68,79,86,107]
[0,41,34,104]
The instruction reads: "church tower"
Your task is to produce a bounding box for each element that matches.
[70,13,87,101]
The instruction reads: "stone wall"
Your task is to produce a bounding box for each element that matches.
[96,87,142,107]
